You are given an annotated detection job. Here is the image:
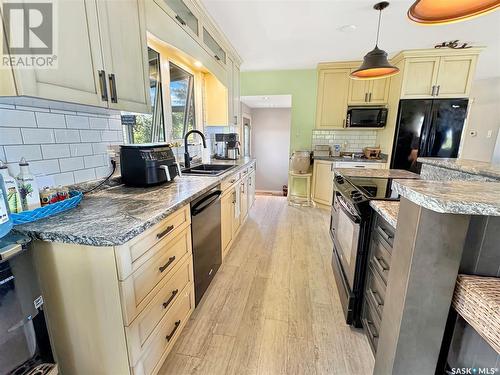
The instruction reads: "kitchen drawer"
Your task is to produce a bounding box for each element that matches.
[221,172,241,191]
[366,266,386,320]
[115,205,191,280]
[371,232,392,285]
[363,297,381,353]
[120,227,192,324]
[374,215,395,249]
[334,161,384,169]
[249,163,255,172]
[131,285,194,375]
[125,256,193,365]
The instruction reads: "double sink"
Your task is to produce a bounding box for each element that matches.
[182,163,236,177]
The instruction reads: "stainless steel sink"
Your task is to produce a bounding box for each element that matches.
[182,164,236,176]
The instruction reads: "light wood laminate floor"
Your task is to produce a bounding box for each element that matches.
[159,196,374,375]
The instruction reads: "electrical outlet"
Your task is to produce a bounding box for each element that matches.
[487,130,493,138]
[469,130,477,137]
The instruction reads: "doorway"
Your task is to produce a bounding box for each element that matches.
[241,95,292,195]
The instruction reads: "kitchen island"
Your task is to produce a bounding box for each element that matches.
[418,157,500,181]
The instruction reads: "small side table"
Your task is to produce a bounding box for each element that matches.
[288,170,313,207]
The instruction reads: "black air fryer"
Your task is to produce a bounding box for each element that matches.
[120,144,181,186]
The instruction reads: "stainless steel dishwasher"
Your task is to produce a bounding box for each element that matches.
[190,185,222,305]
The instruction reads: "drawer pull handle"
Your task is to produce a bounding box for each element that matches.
[157,225,174,240]
[377,226,394,241]
[163,289,179,309]
[366,320,379,338]
[375,256,389,271]
[230,179,236,184]
[159,256,176,273]
[166,320,181,342]
[369,288,383,306]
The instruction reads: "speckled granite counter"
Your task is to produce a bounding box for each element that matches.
[392,179,500,216]
[369,201,400,228]
[418,157,500,181]
[14,158,256,246]
[334,168,419,178]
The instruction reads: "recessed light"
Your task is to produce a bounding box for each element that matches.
[338,24,357,32]
[194,61,203,68]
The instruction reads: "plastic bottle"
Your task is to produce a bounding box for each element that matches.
[0,160,23,213]
[16,158,41,211]
[0,174,13,238]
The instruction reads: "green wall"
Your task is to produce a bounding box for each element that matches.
[240,69,317,153]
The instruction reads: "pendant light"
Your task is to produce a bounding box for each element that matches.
[408,0,500,25]
[350,2,400,80]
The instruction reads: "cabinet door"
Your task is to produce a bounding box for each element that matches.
[348,78,369,105]
[316,69,350,129]
[97,0,151,113]
[232,62,241,126]
[248,171,256,208]
[231,189,241,238]
[401,57,440,98]
[312,160,334,206]
[435,55,476,98]
[240,178,248,220]
[11,0,106,107]
[227,56,234,125]
[221,191,233,254]
[368,77,390,104]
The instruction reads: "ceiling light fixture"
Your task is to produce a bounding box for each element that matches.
[194,61,203,68]
[350,2,400,80]
[408,0,500,25]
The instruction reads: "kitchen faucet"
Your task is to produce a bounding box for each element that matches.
[184,130,207,168]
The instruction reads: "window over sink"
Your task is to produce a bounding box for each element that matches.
[169,62,196,141]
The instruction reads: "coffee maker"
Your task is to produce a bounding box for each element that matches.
[215,133,240,160]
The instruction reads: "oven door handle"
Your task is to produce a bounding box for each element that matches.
[336,197,361,224]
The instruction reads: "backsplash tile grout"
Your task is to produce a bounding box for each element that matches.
[312,129,378,153]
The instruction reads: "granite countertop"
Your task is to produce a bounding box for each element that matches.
[14,158,256,247]
[314,155,388,163]
[418,157,500,180]
[370,200,400,228]
[334,168,420,179]
[392,179,500,216]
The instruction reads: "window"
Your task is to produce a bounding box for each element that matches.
[125,48,165,144]
[169,62,195,140]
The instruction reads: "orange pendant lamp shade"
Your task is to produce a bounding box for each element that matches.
[408,0,500,24]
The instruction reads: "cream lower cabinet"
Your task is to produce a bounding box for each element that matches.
[32,205,194,375]
[0,0,150,113]
[312,160,387,206]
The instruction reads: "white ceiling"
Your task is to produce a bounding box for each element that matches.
[241,95,292,108]
[201,0,500,79]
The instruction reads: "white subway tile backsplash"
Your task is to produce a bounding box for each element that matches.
[92,143,108,155]
[101,130,120,142]
[54,129,81,143]
[30,159,60,175]
[0,109,37,127]
[41,144,71,159]
[312,129,378,152]
[36,112,67,128]
[89,117,108,130]
[59,157,84,172]
[53,172,75,186]
[84,154,105,168]
[0,147,5,162]
[108,118,122,130]
[66,115,90,129]
[4,145,42,162]
[80,130,101,143]
[95,165,112,178]
[69,143,93,157]
[0,127,22,144]
[22,128,56,144]
[74,168,96,183]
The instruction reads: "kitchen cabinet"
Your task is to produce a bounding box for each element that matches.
[400,54,478,99]
[204,73,229,126]
[221,188,234,256]
[240,174,249,220]
[0,0,150,113]
[32,205,195,375]
[312,160,387,206]
[248,169,256,207]
[348,76,390,105]
[203,27,227,64]
[316,68,350,129]
[163,0,200,39]
[231,188,241,238]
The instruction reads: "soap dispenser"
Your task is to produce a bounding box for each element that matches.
[0,160,23,213]
[16,158,41,211]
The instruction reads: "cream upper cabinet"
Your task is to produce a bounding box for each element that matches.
[232,62,241,126]
[1,0,106,106]
[316,68,350,129]
[348,76,390,105]
[400,54,478,99]
[0,0,150,112]
[312,160,334,206]
[435,55,476,98]
[97,0,150,113]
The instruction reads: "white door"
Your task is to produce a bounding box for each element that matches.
[97,0,151,113]
[12,0,106,107]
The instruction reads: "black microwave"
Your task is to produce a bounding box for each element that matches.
[346,107,388,128]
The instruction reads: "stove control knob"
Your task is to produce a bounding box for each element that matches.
[350,191,362,199]
[335,175,344,184]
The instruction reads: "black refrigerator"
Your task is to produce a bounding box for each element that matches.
[390,99,469,173]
